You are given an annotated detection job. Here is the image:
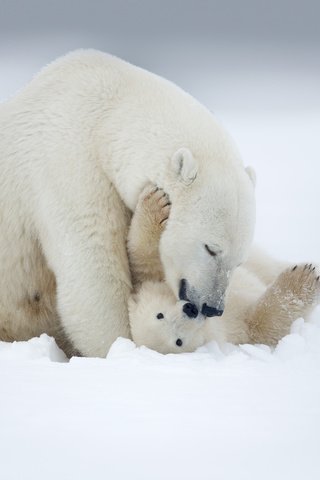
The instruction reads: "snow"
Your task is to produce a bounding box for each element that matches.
[1,312,320,480]
[1,42,320,480]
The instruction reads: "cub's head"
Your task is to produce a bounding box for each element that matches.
[128,281,209,354]
[159,147,256,319]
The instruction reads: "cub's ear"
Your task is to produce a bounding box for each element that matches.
[171,148,198,186]
[245,166,256,187]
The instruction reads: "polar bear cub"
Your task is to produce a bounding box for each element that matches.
[127,185,320,354]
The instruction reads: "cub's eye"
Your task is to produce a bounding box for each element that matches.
[176,338,183,347]
[205,244,217,257]
[156,313,164,319]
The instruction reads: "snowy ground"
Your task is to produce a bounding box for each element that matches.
[1,314,320,480]
[1,43,320,480]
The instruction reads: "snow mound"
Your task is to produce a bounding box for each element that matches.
[0,333,67,363]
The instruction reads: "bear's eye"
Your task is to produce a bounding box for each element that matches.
[205,244,217,257]
[176,338,183,347]
[156,313,164,319]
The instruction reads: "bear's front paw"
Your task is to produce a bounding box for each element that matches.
[138,184,171,230]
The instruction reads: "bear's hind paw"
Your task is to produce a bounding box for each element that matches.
[276,263,320,308]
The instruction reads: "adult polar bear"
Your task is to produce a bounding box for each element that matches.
[0,50,255,357]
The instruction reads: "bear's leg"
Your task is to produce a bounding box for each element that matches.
[38,182,132,357]
[247,263,320,345]
[127,184,171,286]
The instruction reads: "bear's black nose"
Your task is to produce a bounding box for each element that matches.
[179,279,188,301]
[201,303,224,317]
[183,302,198,318]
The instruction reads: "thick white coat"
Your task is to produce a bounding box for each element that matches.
[0,50,255,356]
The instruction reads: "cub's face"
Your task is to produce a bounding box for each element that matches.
[128,281,207,354]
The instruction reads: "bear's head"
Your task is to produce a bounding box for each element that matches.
[128,281,218,354]
[159,147,256,319]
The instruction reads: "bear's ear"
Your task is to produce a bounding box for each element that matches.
[171,148,198,186]
[245,166,256,187]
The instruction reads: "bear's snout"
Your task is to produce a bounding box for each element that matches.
[182,302,198,318]
[201,303,224,317]
[179,278,225,318]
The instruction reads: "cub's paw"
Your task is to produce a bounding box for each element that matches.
[275,263,320,308]
[138,184,171,230]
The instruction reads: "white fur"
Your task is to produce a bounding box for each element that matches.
[0,50,255,356]
[128,282,214,354]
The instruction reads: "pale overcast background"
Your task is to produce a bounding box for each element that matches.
[1,0,319,260]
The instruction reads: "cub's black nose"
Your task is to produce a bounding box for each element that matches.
[201,303,224,318]
[183,302,198,318]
